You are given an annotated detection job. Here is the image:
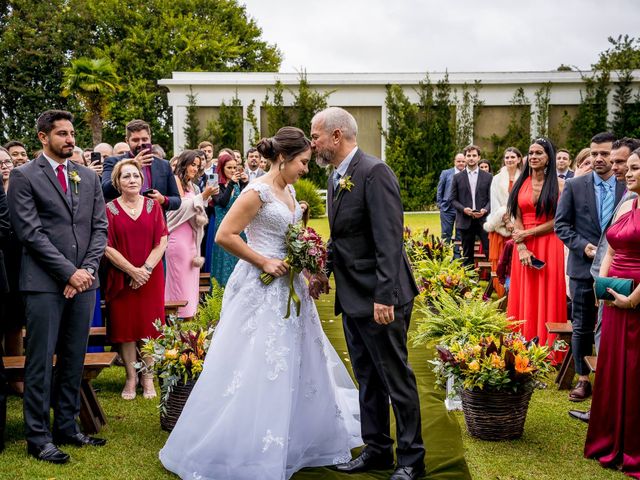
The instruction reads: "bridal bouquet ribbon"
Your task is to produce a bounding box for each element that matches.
[260,222,327,318]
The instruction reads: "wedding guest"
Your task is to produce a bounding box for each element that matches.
[436,153,466,250]
[555,132,623,402]
[8,110,108,463]
[484,147,522,297]
[4,141,29,167]
[584,149,640,477]
[113,142,130,156]
[165,151,218,321]
[232,149,242,164]
[478,159,492,173]
[104,159,168,400]
[209,152,248,286]
[69,146,84,165]
[152,144,166,159]
[245,147,265,182]
[259,156,269,172]
[507,138,567,349]
[0,179,10,452]
[573,148,593,177]
[556,149,574,179]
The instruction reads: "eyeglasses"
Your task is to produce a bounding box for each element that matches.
[0,160,13,167]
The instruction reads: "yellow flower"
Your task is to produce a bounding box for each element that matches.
[490,353,505,369]
[468,360,480,372]
[179,353,189,365]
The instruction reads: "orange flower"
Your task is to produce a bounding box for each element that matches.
[490,353,504,369]
[514,354,534,374]
[468,360,480,372]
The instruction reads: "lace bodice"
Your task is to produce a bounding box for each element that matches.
[242,182,302,258]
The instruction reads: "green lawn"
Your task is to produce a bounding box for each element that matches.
[308,212,441,240]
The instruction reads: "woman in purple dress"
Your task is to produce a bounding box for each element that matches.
[585,150,640,478]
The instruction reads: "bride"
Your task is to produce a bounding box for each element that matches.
[159,127,362,480]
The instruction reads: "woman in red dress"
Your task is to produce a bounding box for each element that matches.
[506,138,567,348]
[105,159,168,400]
[585,151,640,478]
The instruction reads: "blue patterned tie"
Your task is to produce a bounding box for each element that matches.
[333,171,341,191]
[600,182,614,231]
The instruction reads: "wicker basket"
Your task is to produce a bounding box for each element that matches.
[160,380,197,432]
[460,387,533,441]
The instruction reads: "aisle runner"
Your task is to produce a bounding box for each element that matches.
[293,296,471,480]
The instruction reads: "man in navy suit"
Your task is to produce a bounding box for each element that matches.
[436,153,466,247]
[556,149,574,179]
[555,132,625,402]
[102,119,180,210]
[8,110,108,463]
[450,145,492,268]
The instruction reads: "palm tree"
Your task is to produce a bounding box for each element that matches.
[62,57,121,145]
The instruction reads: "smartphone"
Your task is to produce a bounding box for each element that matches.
[90,151,102,164]
[134,143,153,156]
[142,189,155,197]
[206,173,219,186]
[530,256,546,270]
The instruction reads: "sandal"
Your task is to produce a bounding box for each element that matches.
[141,375,157,399]
[121,378,137,400]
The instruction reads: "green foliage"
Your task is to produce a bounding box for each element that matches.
[487,88,531,168]
[454,81,483,152]
[567,70,610,154]
[262,80,290,136]
[0,0,281,150]
[205,93,244,153]
[292,178,325,218]
[594,34,640,71]
[183,88,200,149]
[533,83,551,138]
[611,71,640,139]
[192,279,225,330]
[245,98,261,146]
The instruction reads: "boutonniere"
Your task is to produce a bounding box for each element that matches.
[338,175,354,193]
[69,170,81,194]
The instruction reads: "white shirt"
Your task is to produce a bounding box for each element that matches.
[466,167,479,210]
[44,154,69,191]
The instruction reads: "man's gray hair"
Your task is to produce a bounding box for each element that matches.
[313,107,358,140]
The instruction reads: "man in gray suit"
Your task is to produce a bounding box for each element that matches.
[555,132,625,403]
[245,148,266,183]
[568,136,640,423]
[310,107,424,480]
[8,110,108,463]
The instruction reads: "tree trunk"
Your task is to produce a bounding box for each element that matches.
[90,112,103,146]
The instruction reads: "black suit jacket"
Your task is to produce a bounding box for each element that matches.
[555,174,625,280]
[450,168,492,230]
[327,149,418,317]
[101,154,181,210]
[7,155,108,292]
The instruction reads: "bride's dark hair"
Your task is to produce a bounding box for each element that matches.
[256,127,310,164]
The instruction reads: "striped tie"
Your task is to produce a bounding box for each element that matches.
[600,182,614,231]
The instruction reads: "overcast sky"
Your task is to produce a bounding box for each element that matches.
[241,0,639,73]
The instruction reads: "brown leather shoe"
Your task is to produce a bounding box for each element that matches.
[569,380,592,402]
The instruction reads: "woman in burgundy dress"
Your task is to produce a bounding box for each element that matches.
[105,159,168,400]
[585,151,640,478]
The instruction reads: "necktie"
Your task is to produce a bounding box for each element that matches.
[600,182,614,231]
[56,164,67,194]
[559,174,566,179]
[333,171,341,190]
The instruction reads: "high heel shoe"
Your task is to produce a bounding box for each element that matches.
[141,375,157,399]
[121,378,137,400]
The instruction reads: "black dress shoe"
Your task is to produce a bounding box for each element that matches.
[334,449,394,473]
[27,442,70,464]
[568,409,590,423]
[390,465,426,480]
[53,432,107,447]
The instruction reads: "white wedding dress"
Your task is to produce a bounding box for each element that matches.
[159,182,362,480]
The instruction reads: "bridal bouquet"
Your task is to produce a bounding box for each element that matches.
[260,222,327,318]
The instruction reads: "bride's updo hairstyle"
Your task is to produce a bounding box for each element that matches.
[256,127,311,166]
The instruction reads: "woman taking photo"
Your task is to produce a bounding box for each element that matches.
[165,150,218,320]
[506,138,566,348]
[484,147,522,297]
[209,151,248,286]
[585,150,640,477]
[104,159,168,400]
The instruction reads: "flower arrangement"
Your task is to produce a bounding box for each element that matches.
[413,253,481,301]
[403,227,453,265]
[140,319,214,413]
[431,333,555,393]
[260,222,327,318]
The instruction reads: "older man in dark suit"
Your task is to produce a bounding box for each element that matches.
[310,107,424,480]
[450,145,492,268]
[555,132,625,403]
[8,110,108,464]
[101,119,180,210]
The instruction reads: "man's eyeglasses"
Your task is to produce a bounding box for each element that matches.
[0,160,13,167]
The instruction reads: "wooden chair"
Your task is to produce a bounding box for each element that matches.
[546,322,574,390]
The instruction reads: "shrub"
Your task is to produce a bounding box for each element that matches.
[294,178,325,217]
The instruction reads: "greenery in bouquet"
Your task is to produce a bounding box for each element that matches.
[412,292,511,347]
[412,253,481,301]
[259,221,327,318]
[403,227,453,265]
[431,333,555,393]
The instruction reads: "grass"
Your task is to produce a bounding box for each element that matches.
[308,212,441,240]
[0,213,626,479]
